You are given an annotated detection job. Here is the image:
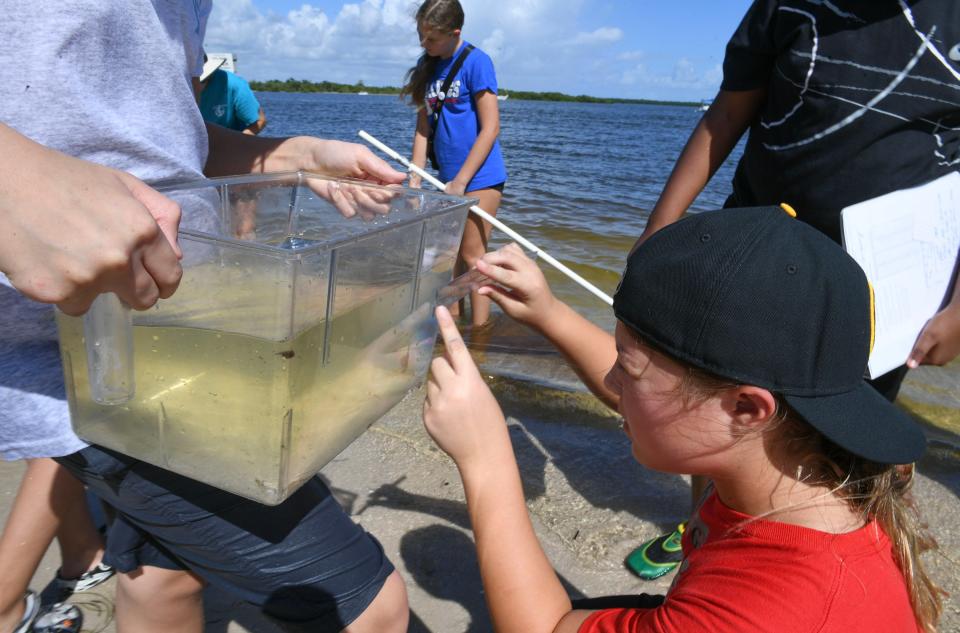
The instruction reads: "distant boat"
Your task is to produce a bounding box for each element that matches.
[497,94,509,101]
[697,100,711,112]
[357,91,369,96]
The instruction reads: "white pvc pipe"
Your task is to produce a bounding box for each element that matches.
[358,130,614,306]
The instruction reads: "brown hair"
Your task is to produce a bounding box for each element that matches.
[672,362,945,633]
[399,0,465,106]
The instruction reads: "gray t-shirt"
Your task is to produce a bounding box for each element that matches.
[0,0,210,459]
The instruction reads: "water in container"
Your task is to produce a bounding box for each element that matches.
[57,172,472,504]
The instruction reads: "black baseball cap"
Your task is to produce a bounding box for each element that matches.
[613,206,925,465]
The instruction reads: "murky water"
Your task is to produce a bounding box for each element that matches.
[58,272,442,504]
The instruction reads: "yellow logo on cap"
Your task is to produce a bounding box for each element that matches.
[867,281,876,355]
[780,203,797,218]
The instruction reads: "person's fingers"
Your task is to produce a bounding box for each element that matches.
[429,355,455,384]
[343,184,392,216]
[56,287,99,317]
[338,185,370,219]
[356,151,406,185]
[475,256,517,288]
[365,187,397,214]
[504,242,524,256]
[425,374,440,407]
[123,256,161,310]
[435,306,471,372]
[124,173,183,259]
[481,243,530,271]
[476,284,513,305]
[328,182,358,218]
[926,345,946,366]
[477,285,524,315]
[907,320,935,368]
[139,236,183,302]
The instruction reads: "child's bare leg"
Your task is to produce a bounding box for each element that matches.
[461,187,502,327]
[52,468,106,579]
[341,570,409,633]
[0,459,62,631]
[448,257,467,318]
[0,458,107,630]
[115,566,204,633]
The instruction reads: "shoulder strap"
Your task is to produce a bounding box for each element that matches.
[432,44,475,126]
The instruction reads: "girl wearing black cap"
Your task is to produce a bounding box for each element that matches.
[631,0,960,582]
[422,209,943,633]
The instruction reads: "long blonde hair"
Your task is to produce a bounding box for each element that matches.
[399,0,465,106]
[673,363,945,633]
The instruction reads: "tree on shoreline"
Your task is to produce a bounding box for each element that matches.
[247,78,697,107]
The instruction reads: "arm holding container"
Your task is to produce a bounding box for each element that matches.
[202,123,405,184]
[202,124,408,221]
[0,122,182,316]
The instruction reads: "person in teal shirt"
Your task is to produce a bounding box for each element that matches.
[198,60,266,135]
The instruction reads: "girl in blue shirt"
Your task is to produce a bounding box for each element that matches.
[402,0,507,328]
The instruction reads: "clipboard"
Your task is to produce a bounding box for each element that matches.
[841,172,960,378]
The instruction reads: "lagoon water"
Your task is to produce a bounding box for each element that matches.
[257,91,744,333]
[256,92,960,448]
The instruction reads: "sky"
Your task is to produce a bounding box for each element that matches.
[205,0,755,102]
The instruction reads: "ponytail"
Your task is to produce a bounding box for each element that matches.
[823,448,944,632]
[670,363,945,632]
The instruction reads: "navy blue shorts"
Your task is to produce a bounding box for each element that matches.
[56,445,394,627]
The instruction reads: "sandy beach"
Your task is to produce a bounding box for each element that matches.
[2,344,957,632]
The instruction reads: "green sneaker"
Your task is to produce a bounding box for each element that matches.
[625,523,685,580]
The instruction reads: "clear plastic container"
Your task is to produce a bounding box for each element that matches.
[57,172,472,504]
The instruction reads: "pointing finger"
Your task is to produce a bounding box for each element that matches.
[907,321,934,368]
[435,306,470,372]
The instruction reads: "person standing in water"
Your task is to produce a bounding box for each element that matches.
[402,0,507,328]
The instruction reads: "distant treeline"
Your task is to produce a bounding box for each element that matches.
[248,78,699,107]
[249,79,398,95]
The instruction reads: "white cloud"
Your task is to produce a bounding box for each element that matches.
[204,0,719,100]
[566,27,623,46]
[206,0,419,83]
[481,28,507,62]
[671,58,698,84]
[619,57,722,97]
[617,50,645,62]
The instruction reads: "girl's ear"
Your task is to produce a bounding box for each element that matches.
[731,385,777,426]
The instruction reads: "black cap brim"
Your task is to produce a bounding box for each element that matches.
[784,382,926,465]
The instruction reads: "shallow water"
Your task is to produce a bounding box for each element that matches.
[257,92,743,332]
[255,92,959,448]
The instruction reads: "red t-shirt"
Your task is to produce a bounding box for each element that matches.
[580,493,919,633]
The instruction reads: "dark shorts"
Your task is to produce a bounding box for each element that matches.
[467,182,505,194]
[56,445,393,627]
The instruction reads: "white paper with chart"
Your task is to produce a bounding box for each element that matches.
[841,172,960,378]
